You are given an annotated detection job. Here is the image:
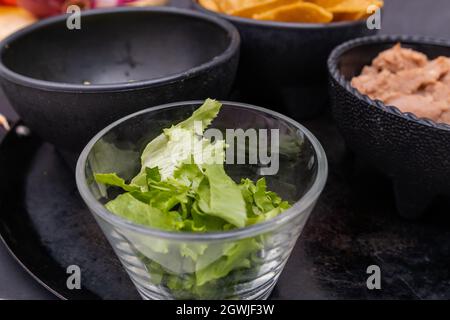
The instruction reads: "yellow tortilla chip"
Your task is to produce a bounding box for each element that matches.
[306,0,382,10]
[219,0,263,12]
[331,11,366,21]
[328,0,383,14]
[199,0,383,23]
[306,0,383,21]
[0,7,36,41]
[329,0,383,22]
[304,0,345,8]
[254,2,333,23]
[198,0,221,12]
[228,0,303,18]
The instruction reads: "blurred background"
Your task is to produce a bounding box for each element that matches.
[1,0,450,42]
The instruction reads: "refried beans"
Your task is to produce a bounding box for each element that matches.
[351,43,450,124]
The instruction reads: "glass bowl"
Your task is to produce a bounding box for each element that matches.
[76,101,328,300]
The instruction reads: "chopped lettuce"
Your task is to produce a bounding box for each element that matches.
[197,164,247,228]
[105,193,183,231]
[94,99,291,299]
[195,238,261,286]
[132,98,222,184]
[95,173,141,192]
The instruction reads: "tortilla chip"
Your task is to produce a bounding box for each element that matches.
[332,11,365,21]
[219,0,263,12]
[304,0,345,8]
[198,0,221,12]
[228,0,302,18]
[254,2,333,23]
[199,0,383,23]
[0,7,36,41]
[305,0,382,21]
[330,0,382,22]
[328,0,383,14]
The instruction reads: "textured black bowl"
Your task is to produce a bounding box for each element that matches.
[0,7,240,152]
[193,0,378,119]
[328,35,450,218]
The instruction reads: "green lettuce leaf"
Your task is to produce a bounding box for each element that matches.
[95,173,141,192]
[195,238,261,286]
[132,99,222,184]
[196,164,247,228]
[92,99,293,299]
[239,177,291,224]
[105,193,183,231]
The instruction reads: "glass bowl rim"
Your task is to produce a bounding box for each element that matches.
[76,100,328,242]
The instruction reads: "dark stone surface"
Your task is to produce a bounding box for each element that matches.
[1,116,450,300]
[273,115,450,299]
[0,131,140,300]
[0,0,450,300]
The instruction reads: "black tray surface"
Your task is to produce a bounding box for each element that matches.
[1,117,449,300]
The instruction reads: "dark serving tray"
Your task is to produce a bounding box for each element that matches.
[1,117,450,300]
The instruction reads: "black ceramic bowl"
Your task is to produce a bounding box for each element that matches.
[193,0,378,119]
[328,35,450,218]
[0,7,240,152]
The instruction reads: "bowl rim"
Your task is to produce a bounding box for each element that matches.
[328,34,450,132]
[76,100,328,242]
[0,7,240,93]
[192,0,369,29]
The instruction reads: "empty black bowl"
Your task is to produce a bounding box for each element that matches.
[328,35,450,218]
[0,7,240,152]
[193,0,378,119]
